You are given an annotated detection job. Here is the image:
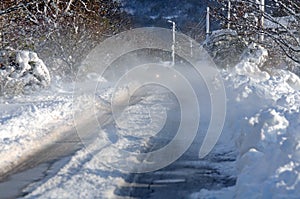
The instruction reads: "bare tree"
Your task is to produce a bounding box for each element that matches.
[210,0,300,69]
[0,0,130,78]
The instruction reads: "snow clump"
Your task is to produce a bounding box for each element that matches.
[0,50,51,95]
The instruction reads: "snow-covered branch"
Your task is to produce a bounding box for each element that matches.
[0,0,130,78]
[211,0,300,66]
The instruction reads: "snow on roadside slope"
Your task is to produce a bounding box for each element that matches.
[0,93,73,177]
[191,45,300,198]
[0,82,102,179]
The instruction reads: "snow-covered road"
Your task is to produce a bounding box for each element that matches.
[0,68,232,198]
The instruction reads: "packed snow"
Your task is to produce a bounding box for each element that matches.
[20,83,175,198]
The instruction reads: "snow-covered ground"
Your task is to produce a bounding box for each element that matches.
[191,45,300,198]
[1,78,182,198]
[0,82,97,178]
[1,43,300,198]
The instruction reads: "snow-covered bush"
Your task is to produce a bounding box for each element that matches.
[234,44,270,82]
[204,29,247,68]
[0,50,50,95]
[239,43,268,67]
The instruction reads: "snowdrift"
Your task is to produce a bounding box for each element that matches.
[191,45,300,198]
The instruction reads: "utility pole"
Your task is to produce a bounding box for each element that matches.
[168,20,176,66]
[227,0,231,29]
[259,0,265,42]
[206,7,210,40]
[190,39,193,57]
